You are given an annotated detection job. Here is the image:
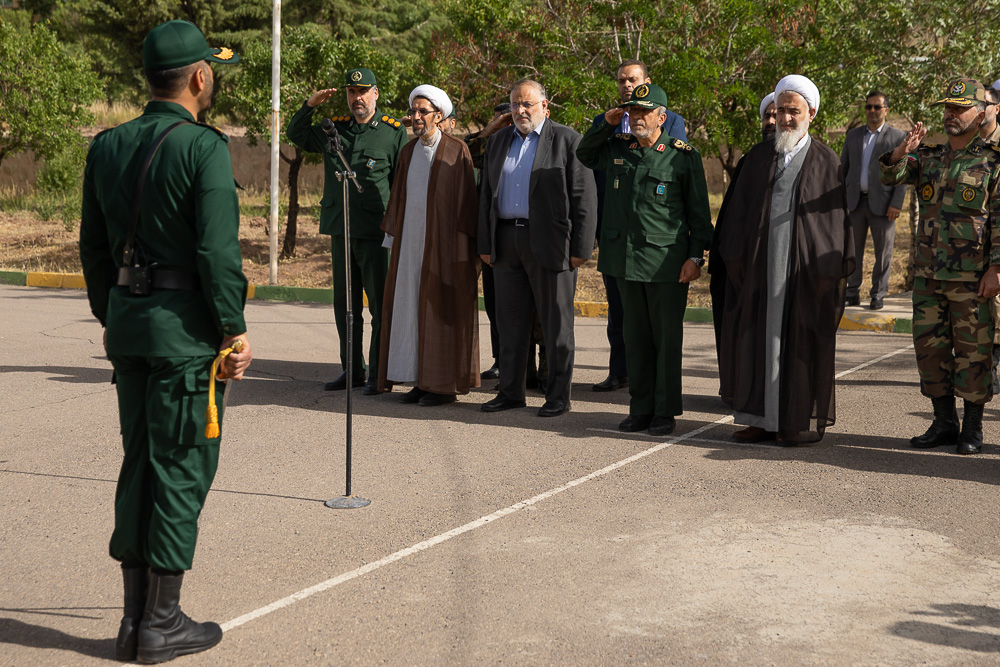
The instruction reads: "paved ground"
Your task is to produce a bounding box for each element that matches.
[3,284,1000,666]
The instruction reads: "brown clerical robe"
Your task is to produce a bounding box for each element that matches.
[718,137,855,439]
[377,132,481,394]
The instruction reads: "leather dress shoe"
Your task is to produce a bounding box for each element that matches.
[870,297,884,310]
[419,392,457,407]
[647,416,676,436]
[845,295,860,307]
[400,387,427,404]
[619,414,653,432]
[776,430,801,446]
[538,400,570,417]
[324,371,366,391]
[480,363,500,380]
[362,381,383,395]
[481,395,526,412]
[592,375,628,392]
[732,426,776,443]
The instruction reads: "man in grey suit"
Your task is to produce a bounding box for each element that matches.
[842,90,907,310]
[478,78,598,417]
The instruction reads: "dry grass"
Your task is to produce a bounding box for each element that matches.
[0,186,914,307]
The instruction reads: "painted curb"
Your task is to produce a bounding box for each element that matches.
[4,270,914,332]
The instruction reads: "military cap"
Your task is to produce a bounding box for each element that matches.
[619,83,669,110]
[931,78,989,107]
[345,68,377,88]
[143,20,239,71]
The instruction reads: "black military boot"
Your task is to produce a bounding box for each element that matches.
[115,564,148,661]
[956,400,985,455]
[136,571,222,664]
[910,396,959,449]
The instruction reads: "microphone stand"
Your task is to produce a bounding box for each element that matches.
[322,120,370,510]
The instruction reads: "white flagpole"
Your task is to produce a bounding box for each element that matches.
[268,0,282,285]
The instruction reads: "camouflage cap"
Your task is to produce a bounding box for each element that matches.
[931,78,989,107]
[345,68,377,88]
[143,20,238,71]
[619,83,668,110]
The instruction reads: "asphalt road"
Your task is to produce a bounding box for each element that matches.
[3,284,1000,666]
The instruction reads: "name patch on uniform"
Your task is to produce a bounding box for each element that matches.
[962,187,976,202]
[920,184,934,201]
[655,144,665,152]
[614,179,619,189]
[366,159,376,169]
[656,184,666,195]
[613,158,624,165]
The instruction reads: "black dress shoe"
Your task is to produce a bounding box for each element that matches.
[592,375,628,392]
[419,392,457,407]
[870,297,884,310]
[481,394,526,412]
[480,363,500,380]
[538,400,570,417]
[619,414,653,432]
[647,415,676,436]
[400,387,427,404]
[324,371,366,391]
[362,381,383,395]
[845,295,860,307]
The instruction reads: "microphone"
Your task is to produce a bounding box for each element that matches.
[321,118,343,150]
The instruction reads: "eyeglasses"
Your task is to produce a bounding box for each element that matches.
[865,104,885,110]
[408,108,437,117]
[510,101,541,110]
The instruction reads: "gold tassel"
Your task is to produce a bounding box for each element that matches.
[205,339,244,439]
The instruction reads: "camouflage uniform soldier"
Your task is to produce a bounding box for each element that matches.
[880,78,1000,454]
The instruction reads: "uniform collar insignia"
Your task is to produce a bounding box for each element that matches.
[656,144,665,152]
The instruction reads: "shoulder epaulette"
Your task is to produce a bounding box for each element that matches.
[614,132,633,141]
[379,114,404,130]
[331,115,351,123]
[671,138,693,153]
[192,121,229,142]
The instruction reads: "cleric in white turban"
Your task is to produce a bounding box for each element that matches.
[377,84,481,405]
[717,73,854,445]
[759,92,775,121]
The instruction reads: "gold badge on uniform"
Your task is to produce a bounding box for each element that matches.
[215,47,235,61]
[921,184,934,201]
[366,159,376,169]
[951,81,966,96]
[633,84,650,99]
[962,187,976,202]
[351,70,363,82]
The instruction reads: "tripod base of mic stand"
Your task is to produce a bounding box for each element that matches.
[325,495,371,509]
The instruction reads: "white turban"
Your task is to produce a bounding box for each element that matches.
[409,85,453,119]
[758,92,775,120]
[774,74,820,113]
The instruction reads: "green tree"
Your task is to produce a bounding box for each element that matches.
[223,23,405,258]
[0,11,101,171]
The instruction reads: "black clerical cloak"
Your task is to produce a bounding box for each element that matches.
[718,138,855,438]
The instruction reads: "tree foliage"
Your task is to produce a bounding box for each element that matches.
[0,11,101,170]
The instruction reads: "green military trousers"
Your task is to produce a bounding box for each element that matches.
[913,277,994,404]
[107,354,223,572]
[618,279,689,418]
[331,236,389,381]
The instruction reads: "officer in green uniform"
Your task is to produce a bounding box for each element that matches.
[286,68,407,395]
[880,77,1000,455]
[79,20,251,663]
[576,84,713,437]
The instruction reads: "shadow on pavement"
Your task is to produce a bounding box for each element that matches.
[0,617,114,660]
[891,603,1000,652]
[0,365,112,384]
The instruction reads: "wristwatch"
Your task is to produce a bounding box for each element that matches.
[689,256,705,268]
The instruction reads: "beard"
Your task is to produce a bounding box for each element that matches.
[762,125,776,142]
[632,123,653,139]
[774,123,807,153]
[351,99,372,122]
[945,112,979,136]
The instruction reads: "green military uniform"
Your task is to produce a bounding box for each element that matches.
[79,26,246,573]
[880,81,1000,406]
[286,68,407,384]
[576,84,713,420]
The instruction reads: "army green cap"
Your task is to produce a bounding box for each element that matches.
[931,78,989,107]
[619,83,669,110]
[345,68,377,88]
[143,20,239,71]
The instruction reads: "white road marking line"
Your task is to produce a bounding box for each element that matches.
[221,343,914,632]
[835,344,914,379]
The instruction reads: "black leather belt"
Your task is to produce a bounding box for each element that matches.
[498,217,529,227]
[118,267,200,292]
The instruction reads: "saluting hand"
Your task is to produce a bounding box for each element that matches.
[219,333,252,381]
[604,107,625,127]
[889,122,926,163]
[307,88,338,108]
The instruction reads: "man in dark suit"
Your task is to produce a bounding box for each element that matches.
[590,60,686,393]
[842,90,907,310]
[478,78,598,417]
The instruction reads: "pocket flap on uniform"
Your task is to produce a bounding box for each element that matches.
[603,228,621,240]
[644,231,677,247]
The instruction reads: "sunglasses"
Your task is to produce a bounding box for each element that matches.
[865,104,885,110]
